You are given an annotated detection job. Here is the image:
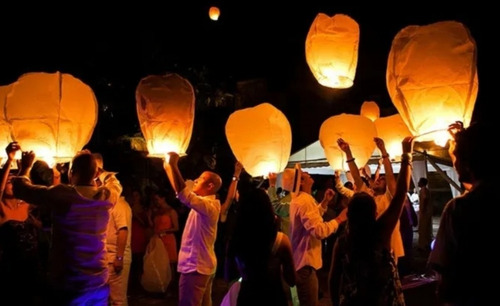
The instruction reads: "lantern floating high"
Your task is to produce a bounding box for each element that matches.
[319,113,377,171]
[375,114,412,160]
[5,72,98,164]
[209,6,220,21]
[360,101,380,122]
[305,13,359,89]
[386,21,478,146]
[136,73,195,158]
[225,103,292,177]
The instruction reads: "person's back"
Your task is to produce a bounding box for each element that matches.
[230,187,295,306]
[12,149,114,304]
[429,121,496,305]
[48,184,112,290]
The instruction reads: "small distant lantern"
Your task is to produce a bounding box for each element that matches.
[225,103,292,177]
[136,73,195,158]
[305,13,359,89]
[375,114,412,160]
[319,114,377,171]
[387,21,478,146]
[360,101,380,122]
[209,6,220,21]
[5,72,97,165]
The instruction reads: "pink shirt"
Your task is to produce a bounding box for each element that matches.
[177,180,220,275]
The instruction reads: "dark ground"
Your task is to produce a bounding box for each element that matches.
[128,217,440,306]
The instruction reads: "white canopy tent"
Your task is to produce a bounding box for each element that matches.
[287,140,463,198]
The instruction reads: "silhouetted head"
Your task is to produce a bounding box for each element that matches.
[69,151,98,186]
[347,192,377,230]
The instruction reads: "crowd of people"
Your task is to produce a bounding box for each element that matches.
[0,120,490,305]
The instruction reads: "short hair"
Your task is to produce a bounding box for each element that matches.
[454,122,490,180]
[70,151,98,183]
[418,177,428,186]
[205,171,222,194]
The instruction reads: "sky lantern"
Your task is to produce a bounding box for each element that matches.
[136,73,195,158]
[319,113,377,171]
[360,101,380,122]
[5,72,97,165]
[209,6,220,21]
[225,103,292,177]
[387,21,478,146]
[375,114,412,160]
[305,13,359,89]
[0,85,14,162]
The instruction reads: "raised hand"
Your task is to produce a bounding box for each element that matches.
[323,188,335,203]
[234,161,243,177]
[402,136,415,154]
[5,142,21,160]
[337,138,350,153]
[167,152,180,167]
[21,151,36,171]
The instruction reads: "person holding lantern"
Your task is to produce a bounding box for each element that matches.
[289,165,347,306]
[330,136,414,305]
[336,137,404,264]
[164,152,222,306]
[12,147,116,305]
[429,121,496,305]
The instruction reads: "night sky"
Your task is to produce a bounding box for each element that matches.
[0,3,492,156]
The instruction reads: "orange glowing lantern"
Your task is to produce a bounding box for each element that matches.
[360,101,380,122]
[319,113,377,171]
[0,85,14,162]
[225,103,292,177]
[375,114,412,160]
[209,6,220,21]
[387,21,478,146]
[136,73,195,158]
[5,72,97,165]
[305,13,359,89]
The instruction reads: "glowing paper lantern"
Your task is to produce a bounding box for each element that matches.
[360,101,380,122]
[375,114,412,160]
[0,85,14,161]
[5,72,97,164]
[209,6,220,21]
[319,114,376,171]
[305,13,359,89]
[136,73,195,158]
[387,21,478,146]
[226,103,292,177]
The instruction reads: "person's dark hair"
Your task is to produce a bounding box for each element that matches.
[418,177,428,186]
[344,181,354,190]
[70,151,97,184]
[229,186,278,278]
[454,122,490,180]
[30,160,53,186]
[346,192,377,258]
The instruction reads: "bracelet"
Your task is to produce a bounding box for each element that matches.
[346,158,355,163]
[401,153,412,162]
[116,256,123,261]
[232,176,239,181]
[382,154,389,159]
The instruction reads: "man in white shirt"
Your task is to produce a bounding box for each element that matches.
[164,152,222,306]
[290,165,346,306]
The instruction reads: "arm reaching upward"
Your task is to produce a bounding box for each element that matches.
[164,152,186,194]
[337,138,364,192]
[374,137,396,196]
